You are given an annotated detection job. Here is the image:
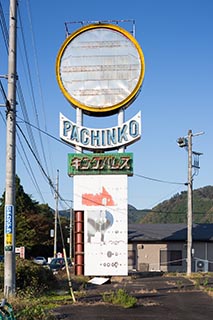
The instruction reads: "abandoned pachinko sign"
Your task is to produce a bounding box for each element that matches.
[56,22,145,276]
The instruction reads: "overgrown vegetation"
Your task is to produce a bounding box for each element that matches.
[0,258,74,319]
[102,288,137,308]
[11,299,56,320]
[10,291,75,320]
[15,259,56,293]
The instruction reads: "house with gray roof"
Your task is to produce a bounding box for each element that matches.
[128,224,213,273]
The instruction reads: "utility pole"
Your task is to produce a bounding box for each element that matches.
[54,170,59,258]
[187,130,193,276]
[4,0,18,297]
[177,129,204,276]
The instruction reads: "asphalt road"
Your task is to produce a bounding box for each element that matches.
[53,275,213,320]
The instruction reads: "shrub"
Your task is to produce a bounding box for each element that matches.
[102,288,137,308]
[0,259,69,319]
[14,300,56,320]
[203,277,209,287]
[16,258,56,295]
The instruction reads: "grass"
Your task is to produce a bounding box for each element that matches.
[0,262,81,320]
[102,288,137,308]
[0,292,74,320]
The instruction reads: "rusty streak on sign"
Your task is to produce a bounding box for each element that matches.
[68,153,133,176]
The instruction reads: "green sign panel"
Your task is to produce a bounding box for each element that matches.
[68,153,133,176]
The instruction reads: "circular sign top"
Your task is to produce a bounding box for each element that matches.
[56,23,145,115]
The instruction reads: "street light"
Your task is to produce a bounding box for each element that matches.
[177,129,204,276]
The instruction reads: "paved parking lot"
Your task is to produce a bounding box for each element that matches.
[53,274,213,319]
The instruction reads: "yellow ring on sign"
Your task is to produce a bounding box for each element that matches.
[56,23,145,115]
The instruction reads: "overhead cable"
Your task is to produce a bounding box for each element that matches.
[135,173,186,186]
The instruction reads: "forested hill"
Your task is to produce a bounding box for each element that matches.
[129,185,213,224]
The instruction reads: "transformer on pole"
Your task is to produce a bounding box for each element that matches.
[177,130,204,275]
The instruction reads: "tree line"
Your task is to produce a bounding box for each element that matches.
[0,176,69,258]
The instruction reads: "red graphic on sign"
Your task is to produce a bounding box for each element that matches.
[82,187,115,206]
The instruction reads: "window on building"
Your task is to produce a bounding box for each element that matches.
[160,250,182,266]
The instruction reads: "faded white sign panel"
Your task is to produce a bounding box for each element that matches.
[60,111,141,150]
[73,175,128,276]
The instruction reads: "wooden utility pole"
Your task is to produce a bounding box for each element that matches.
[4,0,17,297]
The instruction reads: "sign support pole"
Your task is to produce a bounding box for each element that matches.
[76,108,82,153]
[118,108,125,153]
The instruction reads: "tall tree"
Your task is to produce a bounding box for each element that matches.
[0,175,55,256]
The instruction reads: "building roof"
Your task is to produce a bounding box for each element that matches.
[128,224,213,242]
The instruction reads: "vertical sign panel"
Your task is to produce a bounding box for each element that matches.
[4,205,14,251]
[74,175,128,276]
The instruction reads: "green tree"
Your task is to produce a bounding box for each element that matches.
[0,175,55,257]
[138,186,213,224]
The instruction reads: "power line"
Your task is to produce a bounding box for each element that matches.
[0,1,9,49]
[17,115,77,150]
[146,209,213,215]
[0,85,46,203]
[25,0,55,185]
[16,131,46,203]
[16,115,190,211]
[18,5,51,181]
[134,173,186,186]
[16,122,73,208]
[0,0,49,197]
[16,123,56,193]
[17,116,188,187]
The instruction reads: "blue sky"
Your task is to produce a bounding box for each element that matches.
[0,0,212,211]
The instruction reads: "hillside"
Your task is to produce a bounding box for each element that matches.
[128,204,151,223]
[129,185,213,224]
[57,186,213,224]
